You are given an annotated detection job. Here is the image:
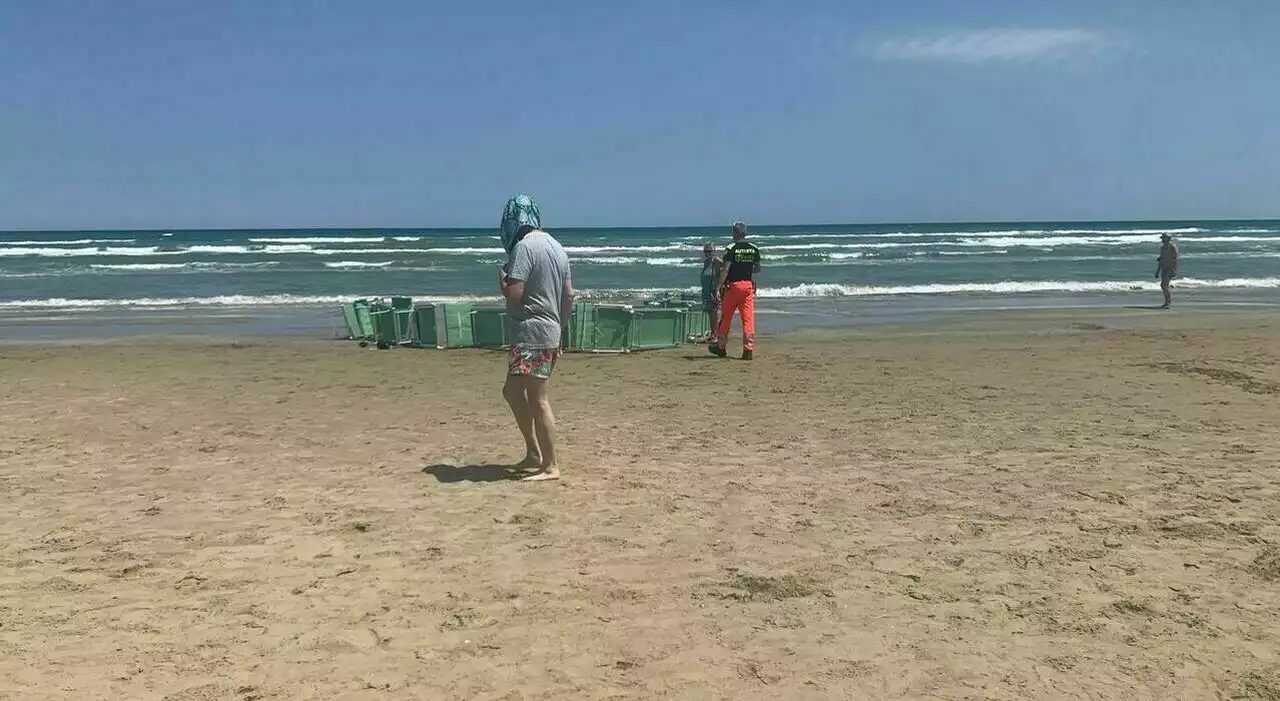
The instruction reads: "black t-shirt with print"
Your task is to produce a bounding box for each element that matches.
[722,241,761,283]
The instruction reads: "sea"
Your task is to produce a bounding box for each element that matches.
[2,220,1278,338]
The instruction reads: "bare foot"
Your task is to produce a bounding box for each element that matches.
[514,453,542,470]
[521,465,561,482]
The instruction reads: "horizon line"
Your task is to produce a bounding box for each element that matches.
[3,215,1279,234]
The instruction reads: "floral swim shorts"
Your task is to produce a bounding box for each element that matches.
[507,345,558,379]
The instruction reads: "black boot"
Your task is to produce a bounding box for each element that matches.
[741,349,753,361]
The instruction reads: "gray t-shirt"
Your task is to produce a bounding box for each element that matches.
[506,231,571,349]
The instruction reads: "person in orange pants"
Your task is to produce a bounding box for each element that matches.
[709,221,762,360]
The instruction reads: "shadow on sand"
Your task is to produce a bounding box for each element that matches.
[1124,305,1170,311]
[422,463,532,483]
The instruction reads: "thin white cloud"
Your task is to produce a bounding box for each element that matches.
[873,29,1117,64]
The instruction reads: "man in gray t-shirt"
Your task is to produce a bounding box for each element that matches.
[506,230,571,349]
[498,194,573,482]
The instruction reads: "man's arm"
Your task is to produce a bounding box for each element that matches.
[1171,248,1179,277]
[716,244,733,295]
[501,245,530,302]
[500,274,525,302]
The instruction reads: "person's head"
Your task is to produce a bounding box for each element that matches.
[732,221,748,241]
[703,243,715,261]
[500,194,541,254]
[1160,233,1172,245]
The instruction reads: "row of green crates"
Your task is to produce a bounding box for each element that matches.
[341,298,710,351]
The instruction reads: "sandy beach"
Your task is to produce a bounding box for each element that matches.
[2,308,1278,700]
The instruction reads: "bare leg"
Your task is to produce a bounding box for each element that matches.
[502,375,540,467]
[1161,278,1172,308]
[521,378,560,482]
[706,307,718,342]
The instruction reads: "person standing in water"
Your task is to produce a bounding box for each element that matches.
[498,194,573,482]
[699,243,724,342]
[709,221,762,360]
[1156,232,1179,309]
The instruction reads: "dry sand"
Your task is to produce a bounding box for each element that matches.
[2,309,1279,700]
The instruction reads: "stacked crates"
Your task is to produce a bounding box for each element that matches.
[342,297,700,351]
[562,302,689,352]
[366,296,415,347]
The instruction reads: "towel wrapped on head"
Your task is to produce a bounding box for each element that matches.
[500,195,541,254]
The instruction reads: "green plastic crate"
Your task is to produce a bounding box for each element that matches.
[413,305,437,347]
[341,302,360,339]
[683,308,710,340]
[369,308,399,346]
[342,299,374,340]
[591,304,635,351]
[390,296,413,343]
[471,307,508,349]
[440,302,475,349]
[632,308,685,350]
[355,303,374,339]
[564,302,594,351]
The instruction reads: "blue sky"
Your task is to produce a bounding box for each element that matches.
[2,0,1276,229]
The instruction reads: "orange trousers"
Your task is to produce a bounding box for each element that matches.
[714,280,756,351]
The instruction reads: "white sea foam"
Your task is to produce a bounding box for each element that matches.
[191,261,282,269]
[563,245,691,254]
[0,246,163,257]
[574,256,637,265]
[1179,236,1280,244]
[0,295,359,309]
[6,261,281,276]
[568,256,701,267]
[322,261,395,269]
[23,278,1273,310]
[0,293,505,310]
[646,258,698,267]
[189,244,317,254]
[748,227,1211,240]
[1038,227,1206,235]
[0,238,137,246]
[89,263,188,271]
[752,277,1280,298]
[311,248,435,256]
[179,245,255,254]
[2,229,1274,261]
[249,236,384,244]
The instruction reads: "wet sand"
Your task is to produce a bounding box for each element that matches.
[2,309,1278,700]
